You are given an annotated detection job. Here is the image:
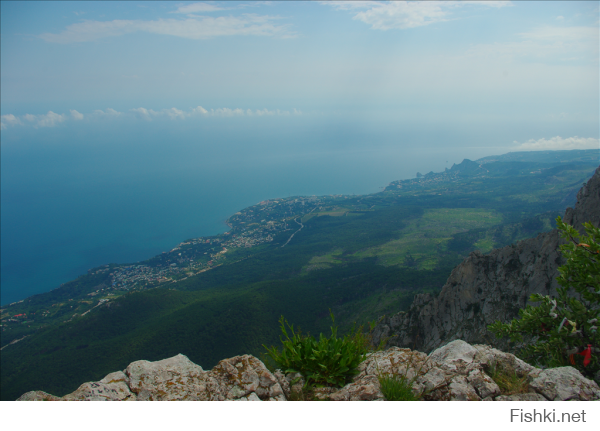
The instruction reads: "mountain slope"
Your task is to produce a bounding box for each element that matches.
[372,166,600,352]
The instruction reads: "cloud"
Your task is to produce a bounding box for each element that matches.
[514,136,599,151]
[70,110,84,120]
[192,106,208,114]
[171,3,228,14]
[14,111,67,128]
[130,107,160,120]
[0,114,23,130]
[92,108,122,117]
[39,14,293,43]
[353,2,449,30]
[213,107,246,116]
[130,106,298,119]
[2,106,301,128]
[36,111,67,127]
[322,0,512,30]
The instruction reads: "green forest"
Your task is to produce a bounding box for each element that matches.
[1,149,598,400]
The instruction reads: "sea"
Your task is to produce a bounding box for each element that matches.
[1,115,502,306]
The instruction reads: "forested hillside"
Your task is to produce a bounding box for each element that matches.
[1,149,598,400]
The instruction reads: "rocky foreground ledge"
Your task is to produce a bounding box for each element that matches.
[18,340,599,401]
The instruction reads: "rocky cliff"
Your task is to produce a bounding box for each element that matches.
[18,340,599,401]
[371,167,600,354]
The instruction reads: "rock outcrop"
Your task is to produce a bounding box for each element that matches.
[19,353,284,401]
[18,340,600,401]
[371,167,600,354]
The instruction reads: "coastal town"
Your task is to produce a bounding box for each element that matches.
[0,194,343,333]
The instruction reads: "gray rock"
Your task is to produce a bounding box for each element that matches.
[495,393,547,401]
[274,370,304,400]
[16,340,600,401]
[125,353,209,400]
[448,375,480,401]
[329,375,383,401]
[20,353,285,401]
[211,355,284,401]
[467,369,501,399]
[529,367,600,401]
[16,391,61,401]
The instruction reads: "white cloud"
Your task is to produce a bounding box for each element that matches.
[15,111,67,128]
[40,14,293,43]
[2,106,301,128]
[171,3,228,14]
[0,114,23,130]
[323,0,512,30]
[130,107,160,120]
[92,108,122,117]
[514,136,599,151]
[36,111,67,127]
[213,108,246,116]
[355,1,448,30]
[70,110,84,120]
[192,106,209,114]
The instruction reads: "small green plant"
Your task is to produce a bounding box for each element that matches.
[378,374,419,401]
[488,217,600,378]
[488,365,529,395]
[263,311,370,388]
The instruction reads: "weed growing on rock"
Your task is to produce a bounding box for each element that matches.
[488,365,529,395]
[264,311,370,388]
[378,374,419,401]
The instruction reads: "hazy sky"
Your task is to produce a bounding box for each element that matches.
[1,1,598,152]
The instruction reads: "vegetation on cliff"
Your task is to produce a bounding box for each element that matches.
[489,217,600,378]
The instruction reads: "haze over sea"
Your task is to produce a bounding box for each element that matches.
[1,116,502,306]
[1,1,598,306]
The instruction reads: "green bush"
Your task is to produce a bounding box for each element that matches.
[489,217,599,378]
[264,312,370,388]
[378,374,419,401]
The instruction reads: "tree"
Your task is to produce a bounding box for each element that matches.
[488,216,600,379]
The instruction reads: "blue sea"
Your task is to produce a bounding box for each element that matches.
[1,115,500,305]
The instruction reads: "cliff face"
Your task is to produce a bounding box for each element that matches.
[372,167,600,353]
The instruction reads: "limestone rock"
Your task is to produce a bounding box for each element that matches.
[329,375,383,401]
[16,340,600,401]
[274,370,304,399]
[62,371,134,401]
[18,353,284,401]
[529,367,600,401]
[125,353,209,400]
[17,391,61,401]
[495,393,547,401]
[210,355,284,401]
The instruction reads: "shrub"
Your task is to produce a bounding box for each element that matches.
[488,217,600,378]
[263,312,370,388]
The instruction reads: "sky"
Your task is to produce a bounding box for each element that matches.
[1,0,599,152]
